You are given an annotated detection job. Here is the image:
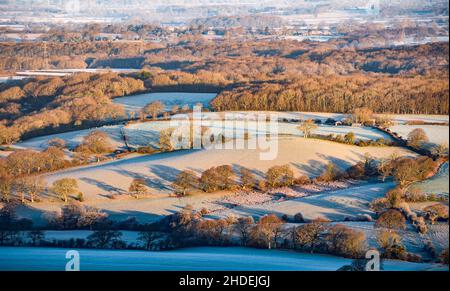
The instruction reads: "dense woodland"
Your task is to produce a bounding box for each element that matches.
[0,38,448,144]
[211,74,449,114]
[0,73,144,143]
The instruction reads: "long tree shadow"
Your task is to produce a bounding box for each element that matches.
[292,160,325,177]
[80,177,125,194]
[110,168,169,191]
[148,164,180,184]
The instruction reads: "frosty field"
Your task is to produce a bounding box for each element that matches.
[113,92,217,113]
[389,124,449,146]
[411,162,449,197]
[0,247,444,271]
[14,117,394,151]
[42,136,415,198]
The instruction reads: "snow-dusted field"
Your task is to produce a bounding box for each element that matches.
[384,114,449,124]
[124,119,393,148]
[43,137,415,198]
[14,125,126,151]
[113,92,217,113]
[389,124,449,146]
[12,110,413,152]
[333,222,449,258]
[0,247,444,271]
[411,162,449,197]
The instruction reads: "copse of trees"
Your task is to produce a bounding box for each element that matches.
[211,75,448,115]
[75,130,114,161]
[0,73,144,145]
[265,165,294,188]
[200,165,236,193]
[52,178,79,203]
[142,101,164,120]
[172,170,199,196]
[375,209,406,230]
[392,156,437,188]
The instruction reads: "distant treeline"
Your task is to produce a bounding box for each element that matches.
[211,74,449,115]
[0,40,448,77]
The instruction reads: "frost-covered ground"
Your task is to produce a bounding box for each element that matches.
[331,222,449,258]
[0,247,445,271]
[42,137,414,198]
[124,119,393,148]
[14,125,126,151]
[11,137,415,225]
[112,92,217,113]
[389,124,449,146]
[384,114,449,124]
[17,110,436,152]
[411,162,449,197]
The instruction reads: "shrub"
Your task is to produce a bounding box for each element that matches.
[292,220,327,252]
[407,128,429,148]
[172,170,199,196]
[76,192,85,202]
[48,138,66,149]
[200,167,221,193]
[370,198,390,213]
[377,229,406,259]
[216,165,236,190]
[158,128,175,152]
[404,188,427,202]
[375,209,406,230]
[346,162,366,179]
[52,178,78,203]
[128,178,148,199]
[385,188,404,208]
[293,212,305,223]
[200,165,236,193]
[411,215,428,234]
[199,208,209,216]
[424,204,449,224]
[326,224,367,258]
[317,162,344,182]
[136,146,158,154]
[266,165,294,188]
[239,168,256,190]
[257,180,267,192]
[293,175,310,185]
[250,214,284,249]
